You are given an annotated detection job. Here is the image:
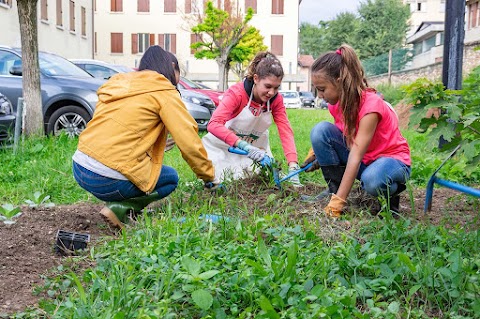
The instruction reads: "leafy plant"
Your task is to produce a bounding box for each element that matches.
[403,69,480,172]
[0,203,22,225]
[25,191,55,208]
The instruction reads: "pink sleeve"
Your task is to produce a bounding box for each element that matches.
[206,89,243,146]
[271,96,298,163]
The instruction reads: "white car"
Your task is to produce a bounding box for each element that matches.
[279,90,302,109]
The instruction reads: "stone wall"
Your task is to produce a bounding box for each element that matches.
[368,42,480,87]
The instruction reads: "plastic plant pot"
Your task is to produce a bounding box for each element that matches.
[55,229,91,256]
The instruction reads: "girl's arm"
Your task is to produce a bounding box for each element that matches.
[336,113,379,200]
[271,102,298,164]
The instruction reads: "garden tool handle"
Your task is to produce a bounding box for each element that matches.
[228,147,272,167]
[279,162,313,183]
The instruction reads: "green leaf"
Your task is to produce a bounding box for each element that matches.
[192,289,213,310]
[198,270,220,280]
[257,235,272,268]
[182,256,201,276]
[388,301,400,314]
[258,295,280,319]
[398,253,416,272]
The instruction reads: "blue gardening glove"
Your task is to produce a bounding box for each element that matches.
[288,163,304,187]
[237,141,266,163]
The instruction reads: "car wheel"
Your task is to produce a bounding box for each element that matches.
[47,105,91,137]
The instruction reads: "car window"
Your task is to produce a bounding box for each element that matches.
[281,92,298,99]
[0,51,20,76]
[84,64,118,79]
[38,52,92,77]
[181,77,203,89]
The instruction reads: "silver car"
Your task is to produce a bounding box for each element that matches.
[0,46,105,136]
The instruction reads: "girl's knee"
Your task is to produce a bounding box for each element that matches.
[310,121,334,143]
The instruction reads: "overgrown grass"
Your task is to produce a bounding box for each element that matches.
[2,109,480,318]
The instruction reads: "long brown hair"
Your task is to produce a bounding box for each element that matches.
[311,44,368,145]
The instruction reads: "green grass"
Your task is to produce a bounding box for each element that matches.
[2,109,480,318]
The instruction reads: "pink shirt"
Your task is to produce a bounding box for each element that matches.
[329,90,411,166]
[207,81,298,163]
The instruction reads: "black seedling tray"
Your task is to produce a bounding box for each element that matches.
[55,230,90,256]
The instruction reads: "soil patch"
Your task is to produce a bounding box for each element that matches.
[0,182,479,316]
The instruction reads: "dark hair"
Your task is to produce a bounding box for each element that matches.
[138,45,179,86]
[245,51,284,80]
[311,44,368,145]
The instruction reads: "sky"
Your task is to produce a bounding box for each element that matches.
[299,0,361,24]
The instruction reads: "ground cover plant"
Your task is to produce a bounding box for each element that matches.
[0,108,479,318]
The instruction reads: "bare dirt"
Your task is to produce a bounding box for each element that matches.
[0,179,479,316]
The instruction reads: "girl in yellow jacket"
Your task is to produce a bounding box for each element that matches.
[72,46,217,229]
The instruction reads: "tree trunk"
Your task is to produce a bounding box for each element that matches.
[17,0,44,136]
[216,52,230,91]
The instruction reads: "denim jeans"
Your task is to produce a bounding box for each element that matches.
[72,161,179,202]
[310,121,411,196]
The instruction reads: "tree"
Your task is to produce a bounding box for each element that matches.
[299,22,328,58]
[16,0,44,136]
[229,27,267,81]
[323,12,359,51]
[355,0,410,59]
[191,1,254,90]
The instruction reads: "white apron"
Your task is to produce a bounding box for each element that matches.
[202,87,272,181]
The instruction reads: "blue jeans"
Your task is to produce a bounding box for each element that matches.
[310,122,411,196]
[72,161,179,202]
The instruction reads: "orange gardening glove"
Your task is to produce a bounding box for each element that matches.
[324,194,347,218]
[300,148,320,172]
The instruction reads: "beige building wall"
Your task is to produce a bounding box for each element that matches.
[0,0,93,58]
[94,0,300,89]
[404,0,446,36]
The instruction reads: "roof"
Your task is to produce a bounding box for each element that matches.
[407,21,444,44]
[298,55,314,68]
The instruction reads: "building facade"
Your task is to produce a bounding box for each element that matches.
[93,0,303,89]
[0,0,94,58]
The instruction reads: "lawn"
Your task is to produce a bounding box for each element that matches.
[0,108,479,319]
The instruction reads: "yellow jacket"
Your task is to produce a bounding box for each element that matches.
[78,70,215,192]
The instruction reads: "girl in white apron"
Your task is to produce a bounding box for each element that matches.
[202,51,301,183]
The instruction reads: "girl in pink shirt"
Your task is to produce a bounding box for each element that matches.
[301,44,411,218]
[202,51,300,183]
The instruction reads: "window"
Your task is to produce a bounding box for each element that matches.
[0,0,12,7]
[138,0,149,12]
[111,0,122,12]
[185,0,191,13]
[271,35,283,56]
[469,1,479,29]
[164,0,176,13]
[158,34,177,53]
[69,1,75,32]
[132,33,154,54]
[41,0,48,20]
[56,0,63,27]
[416,0,426,12]
[245,0,257,13]
[190,33,201,54]
[111,33,123,53]
[272,0,283,14]
[0,51,19,76]
[81,7,86,36]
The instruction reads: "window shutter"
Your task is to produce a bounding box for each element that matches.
[132,34,138,54]
[271,35,283,56]
[158,34,165,48]
[149,34,155,47]
[171,34,177,54]
[111,33,123,53]
[185,0,191,13]
[245,0,257,13]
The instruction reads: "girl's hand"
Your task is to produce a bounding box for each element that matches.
[324,194,347,218]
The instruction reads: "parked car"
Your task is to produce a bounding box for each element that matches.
[0,46,106,136]
[0,92,15,145]
[178,77,224,107]
[179,89,214,131]
[70,59,134,80]
[315,97,328,109]
[279,90,302,109]
[70,59,214,129]
[298,91,315,107]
